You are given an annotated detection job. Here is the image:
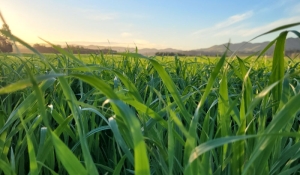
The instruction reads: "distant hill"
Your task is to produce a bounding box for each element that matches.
[13,38,300,56]
[86,38,300,56]
[189,38,300,56]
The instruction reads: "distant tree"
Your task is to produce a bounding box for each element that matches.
[33,44,59,53]
[0,24,13,53]
[32,44,117,54]
[155,52,185,56]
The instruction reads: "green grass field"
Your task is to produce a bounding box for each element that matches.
[0,23,300,175]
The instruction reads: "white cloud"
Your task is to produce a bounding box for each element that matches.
[212,25,246,37]
[192,11,300,45]
[238,16,300,37]
[215,11,253,28]
[192,11,253,35]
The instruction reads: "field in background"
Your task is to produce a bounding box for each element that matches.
[0,25,300,175]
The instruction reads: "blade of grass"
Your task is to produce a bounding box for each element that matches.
[108,117,134,165]
[19,114,38,175]
[185,52,226,174]
[269,31,288,112]
[112,155,127,175]
[218,71,230,169]
[0,159,14,175]
[145,58,193,122]
[70,74,150,175]
[243,91,300,175]
[50,131,88,175]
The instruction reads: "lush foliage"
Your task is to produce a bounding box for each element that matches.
[0,24,12,53]
[0,23,300,175]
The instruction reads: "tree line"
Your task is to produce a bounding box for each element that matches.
[0,24,117,54]
[33,44,117,54]
[155,52,186,56]
[0,24,13,53]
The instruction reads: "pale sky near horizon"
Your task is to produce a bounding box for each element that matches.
[1,0,300,50]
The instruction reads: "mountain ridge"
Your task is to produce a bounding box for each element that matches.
[14,38,300,56]
[83,37,300,56]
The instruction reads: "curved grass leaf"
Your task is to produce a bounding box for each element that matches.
[184,52,226,174]
[53,75,99,174]
[71,125,111,152]
[19,113,38,175]
[0,74,62,94]
[269,31,288,112]
[108,117,134,165]
[0,78,56,135]
[106,100,150,175]
[36,161,59,175]
[50,131,88,175]
[146,58,192,122]
[0,159,14,175]
[112,155,127,175]
[243,91,300,174]
[251,22,300,41]
[70,74,150,175]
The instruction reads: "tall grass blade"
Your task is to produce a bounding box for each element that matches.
[185,52,226,174]
[112,155,127,175]
[108,117,134,165]
[243,92,300,174]
[70,74,150,175]
[0,160,14,175]
[269,31,288,112]
[251,22,300,41]
[50,131,88,175]
[146,58,193,122]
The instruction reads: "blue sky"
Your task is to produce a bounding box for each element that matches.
[1,0,300,50]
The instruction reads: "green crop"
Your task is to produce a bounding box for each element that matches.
[0,19,300,174]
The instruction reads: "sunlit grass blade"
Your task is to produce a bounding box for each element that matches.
[120,97,167,128]
[218,71,230,169]
[255,38,277,61]
[0,78,56,134]
[36,115,74,171]
[70,74,150,175]
[231,57,253,174]
[269,31,288,112]
[184,52,226,174]
[51,74,99,174]
[106,100,150,175]
[113,70,144,102]
[251,22,300,41]
[50,131,88,175]
[0,74,62,94]
[19,112,38,175]
[243,91,300,175]
[26,133,39,175]
[146,58,193,122]
[108,117,134,165]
